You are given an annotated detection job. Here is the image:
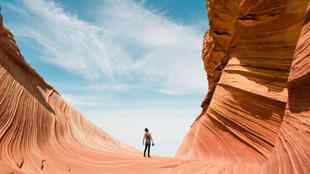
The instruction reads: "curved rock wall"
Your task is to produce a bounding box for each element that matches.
[261,7,310,173]
[178,0,310,173]
[1,1,310,174]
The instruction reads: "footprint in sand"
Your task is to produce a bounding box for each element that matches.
[41,160,47,170]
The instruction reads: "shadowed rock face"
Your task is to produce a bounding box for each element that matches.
[0,1,310,174]
[178,0,310,173]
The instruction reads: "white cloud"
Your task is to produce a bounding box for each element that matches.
[88,83,129,92]
[63,94,106,108]
[6,0,207,95]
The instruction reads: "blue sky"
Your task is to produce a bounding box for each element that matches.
[2,0,208,156]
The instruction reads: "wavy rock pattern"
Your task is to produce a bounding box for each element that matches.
[178,0,310,173]
[1,0,310,174]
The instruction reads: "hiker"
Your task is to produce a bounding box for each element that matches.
[142,128,154,157]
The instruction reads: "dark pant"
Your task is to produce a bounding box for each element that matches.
[144,143,151,157]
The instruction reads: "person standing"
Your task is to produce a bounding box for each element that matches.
[143,128,154,157]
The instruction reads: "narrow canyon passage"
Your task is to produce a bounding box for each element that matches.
[0,0,310,174]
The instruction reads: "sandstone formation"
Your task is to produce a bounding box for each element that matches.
[177,0,310,173]
[0,0,310,174]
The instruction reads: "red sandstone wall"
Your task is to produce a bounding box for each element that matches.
[1,1,310,173]
[178,0,310,173]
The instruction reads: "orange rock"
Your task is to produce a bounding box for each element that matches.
[1,1,310,174]
[178,0,310,173]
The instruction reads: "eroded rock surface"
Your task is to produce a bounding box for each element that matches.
[1,0,310,174]
[178,0,310,173]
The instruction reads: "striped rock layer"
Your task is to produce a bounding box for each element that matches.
[177,0,310,173]
[1,0,310,174]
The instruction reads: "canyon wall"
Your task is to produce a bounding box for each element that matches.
[177,0,310,173]
[1,0,310,174]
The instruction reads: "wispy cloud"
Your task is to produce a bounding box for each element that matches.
[63,94,107,108]
[5,0,207,95]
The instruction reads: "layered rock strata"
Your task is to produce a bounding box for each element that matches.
[1,0,310,174]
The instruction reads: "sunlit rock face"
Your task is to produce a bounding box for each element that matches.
[178,0,309,169]
[1,0,310,174]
